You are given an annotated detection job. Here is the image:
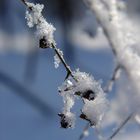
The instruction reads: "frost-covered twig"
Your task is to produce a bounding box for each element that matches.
[83,0,140,94]
[79,64,121,139]
[83,0,140,139]
[21,0,74,80]
[51,43,75,79]
[21,0,108,131]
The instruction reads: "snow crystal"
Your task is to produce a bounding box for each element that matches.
[73,69,104,100]
[25,2,56,48]
[25,2,44,27]
[83,130,89,137]
[82,93,108,126]
[54,49,63,68]
[59,69,108,128]
[59,79,75,113]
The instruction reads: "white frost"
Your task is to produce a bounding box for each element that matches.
[25,2,56,47]
[54,49,63,68]
[82,93,108,126]
[59,69,108,127]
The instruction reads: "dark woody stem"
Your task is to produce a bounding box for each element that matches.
[21,0,28,6]
[21,0,33,10]
[51,43,76,80]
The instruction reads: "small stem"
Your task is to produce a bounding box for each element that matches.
[79,123,90,140]
[51,43,76,80]
[21,0,33,11]
[21,0,28,6]
[21,0,76,81]
[107,112,134,140]
[104,65,121,93]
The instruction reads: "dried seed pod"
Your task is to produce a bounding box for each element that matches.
[80,113,96,126]
[39,36,50,49]
[75,90,96,100]
[58,113,72,128]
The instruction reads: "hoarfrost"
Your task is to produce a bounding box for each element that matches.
[59,69,108,127]
[25,2,56,48]
[54,49,63,68]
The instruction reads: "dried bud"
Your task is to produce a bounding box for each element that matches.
[80,113,96,126]
[75,90,96,100]
[58,113,72,128]
[39,36,50,49]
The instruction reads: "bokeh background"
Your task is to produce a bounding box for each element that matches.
[0,0,140,140]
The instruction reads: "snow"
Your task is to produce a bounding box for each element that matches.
[59,69,108,127]
[82,92,108,126]
[54,49,63,68]
[25,2,56,48]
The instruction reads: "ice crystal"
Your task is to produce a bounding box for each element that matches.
[25,2,56,48]
[82,93,108,126]
[54,49,63,68]
[59,69,108,128]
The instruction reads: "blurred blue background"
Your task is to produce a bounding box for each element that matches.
[0,0,140,140]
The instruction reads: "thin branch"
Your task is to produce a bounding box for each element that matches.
[104,65,121,93]
[83,0,117,56]
[21,0,33,10]
[21,0,28,7]
[79,123,90,140]
[0,71,54,118]
[51,43,75,80]
[21,0,75,81]
[107,112,134,140]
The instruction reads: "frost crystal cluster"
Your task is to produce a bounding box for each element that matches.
[59,70,108,128]
[54,49,63,68]
[25,2,56,48]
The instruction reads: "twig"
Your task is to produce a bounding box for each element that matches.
[79,64,121,140]
[83,0,117,56]
[51,43,75,80]
[104,65,121,93]
[21,0,28,6]
[107,112,134,140]
[0,71,54,118]
[21,0,75,81]
[79,123,90,140]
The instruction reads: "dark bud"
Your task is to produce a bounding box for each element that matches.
[75,90,96,100]
[39,36,50,49]
[80,113,96,126]
[75,91,81,96]
[28,6,33,11]
[82,90,96,100]
[58,113,71,129]
[80,113,88,120]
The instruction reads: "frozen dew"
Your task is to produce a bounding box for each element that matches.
[54,49,63,68]
[58,112,76,128]
[25,2,44,27]
[81,93,108,126]
[59,69,108,128]
[25,2,56,48]
[73,69,104,101]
